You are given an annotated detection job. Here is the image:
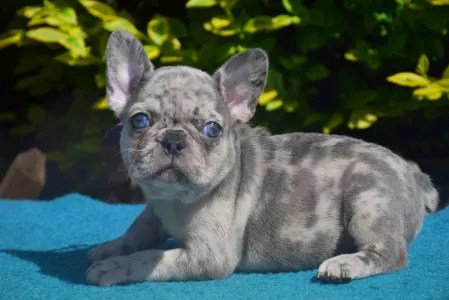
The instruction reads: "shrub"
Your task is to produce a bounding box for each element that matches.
[1,0,449,193]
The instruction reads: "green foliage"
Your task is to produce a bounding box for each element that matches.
[2,0,449,192]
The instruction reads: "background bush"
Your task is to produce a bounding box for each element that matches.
[1,0,449,197]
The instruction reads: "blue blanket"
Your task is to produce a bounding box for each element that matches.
[1,193,448,300]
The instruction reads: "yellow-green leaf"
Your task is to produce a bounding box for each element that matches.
[386,72,430,87]
[415,54,429,76]
[160,56,184,63]
[211,16,232,29]
[60,36,88,57]
[344,50,358,62]
[271,15,300,29]
[103,16,139,35]
[244,16,272,33]
[282,0,293,13]
[259,90,278,105]
[79,0,116,19]
[147,15,170,45]
[413,85,444,100]
[323,113,343,134]
[0,30,24,49]
[17,6,43,18]
[436,78,449,90]
[219,0,238,10]
[26,27,69,43]
[144,45,161,60]
[348,113,378,130]
[186,0,217,8]
[265,99,283,111]
[429,0,449,5]
[60,7,78,25]
[203,20,237,36]
[92,96,108,110]
[442,64,449,78]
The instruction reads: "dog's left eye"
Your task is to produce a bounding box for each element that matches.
[131,113,150,129]
[203,122,222,138]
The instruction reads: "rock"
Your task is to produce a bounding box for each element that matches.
[0,148,46,199]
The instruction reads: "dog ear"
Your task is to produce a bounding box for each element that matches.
[213,49,269,122]
[105,29,154,117]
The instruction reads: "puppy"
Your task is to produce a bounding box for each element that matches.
[86,29,440,286]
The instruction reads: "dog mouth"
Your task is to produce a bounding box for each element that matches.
[149,163,189,183]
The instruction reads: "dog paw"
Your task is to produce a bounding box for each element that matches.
[85,256,130,287]
[88,238,129,263]
[317,255,357,283]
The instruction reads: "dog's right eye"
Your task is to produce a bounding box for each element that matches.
[130,113,150,129]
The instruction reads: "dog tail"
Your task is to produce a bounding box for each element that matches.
[407,161,439,214]
[408,160,448,214]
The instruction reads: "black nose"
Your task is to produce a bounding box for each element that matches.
[161,130,186,157]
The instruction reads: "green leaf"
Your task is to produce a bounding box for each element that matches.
[167,17,187,37]
[26,105,46,124]
[94,73,106,88]
[323,112,343,134]
[77,138,101,153]
[0,30,24,49]
[16,76,39,89]
[54,52,97,66]
[186,0,218,8]
[103,16,139,35]
[305,64,329,81]
[415,54,429,76]
[0,112,16,122]
[79,0,116,19]
[442,64,449,78]
[147,15,170,45]
[46,151,67,163]
[9,124,35,136]
[26,27,68,43]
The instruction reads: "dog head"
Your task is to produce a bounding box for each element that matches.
[105,29,268,200]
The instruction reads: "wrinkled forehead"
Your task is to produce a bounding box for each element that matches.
[128,66,225,121]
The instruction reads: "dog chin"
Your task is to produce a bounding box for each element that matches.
[153,166,188,182]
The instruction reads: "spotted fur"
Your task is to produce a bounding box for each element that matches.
[86,30,440,286]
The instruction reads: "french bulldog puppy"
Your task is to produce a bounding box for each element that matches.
[86,29,440,287]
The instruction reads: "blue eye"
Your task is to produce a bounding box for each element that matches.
[131,113,150,129]
[203,122,222,138]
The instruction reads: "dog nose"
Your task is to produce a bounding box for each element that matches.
[161,130,186,157]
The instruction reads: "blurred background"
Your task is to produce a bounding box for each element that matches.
[1,0,449,205]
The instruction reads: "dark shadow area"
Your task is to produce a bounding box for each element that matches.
[1,245,92,285]
[0,239,179,286]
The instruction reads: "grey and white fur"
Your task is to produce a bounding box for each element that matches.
[86,29,440,286]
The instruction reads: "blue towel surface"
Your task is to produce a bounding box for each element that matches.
[1,193,448,300]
